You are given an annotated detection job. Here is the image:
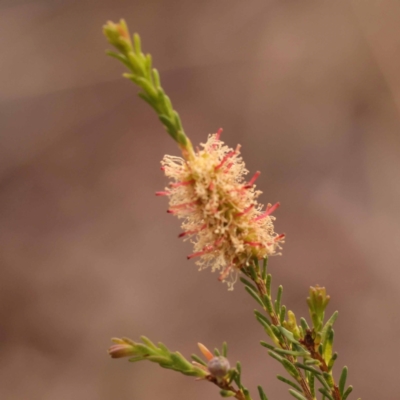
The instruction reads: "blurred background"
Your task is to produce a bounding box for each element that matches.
[1,0,400,399]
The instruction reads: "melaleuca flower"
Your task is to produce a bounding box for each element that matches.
[157,129,284,289]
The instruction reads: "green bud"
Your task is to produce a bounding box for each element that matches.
[307,285,330,332]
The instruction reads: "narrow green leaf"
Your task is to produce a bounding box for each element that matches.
[343,386,353,400]
[260,341,274,350]
[282,359,300,379]
[222,342,228,357]
[255,310,271,325]
[277,375,302,392]
[220,390,236,397]
[274,348,309,357]
[308,372,315,398]
[323,372,334,388]
[266,274,272,296]
[133,33,142,54]
[214,348,221,356]
[322,326,334,363]
[279,327,300,344]
[191,354,207,366]
[170,352,192,371]
[315,373,330,390]
[263,294,274,315]
[240,277,258,292]
[304,359,320,365]
[288,389,307,400]
[257,386,269,400]
[245,286,264,307]
[318,388,334,400]
[275,285,283,314]
[152,68,161,87]
[339,366,348,396]
[140,336,157,349]
[157,342,170,355]
[267,350,284,364]
[321,311,338,341]
[327,352,338,372]
[248,263,257,280]
[295,362,322,376]
[262,258,268,280]
[280,305,286,325]
[300,317,309,333]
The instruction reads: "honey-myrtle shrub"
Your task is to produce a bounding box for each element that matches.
[103,19,359,400]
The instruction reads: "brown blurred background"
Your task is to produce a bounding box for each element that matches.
[1,0,400,399]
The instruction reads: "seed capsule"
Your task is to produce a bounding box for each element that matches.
[207,356,230,377]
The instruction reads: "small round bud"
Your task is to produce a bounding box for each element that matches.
[207,356,230,377]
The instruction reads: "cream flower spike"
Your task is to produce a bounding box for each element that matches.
[157,129,284,290]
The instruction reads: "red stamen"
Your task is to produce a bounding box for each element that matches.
[218,264,232,282]
[254,202,280,221]
[213,237,223,247]
[170,180,195,188]
[178,224,206,238]
[236,204,254,217]
[215,128,223,140]
[169,201,198,210]
[244,171,261,188]
[245,241,264,247]
[215,145,241,171]
[187,245,213,260]
[161,166,166,171]
[275,233,285,242]
[155,191,170,196]
[224,162,234,172]
[209,181,215,191]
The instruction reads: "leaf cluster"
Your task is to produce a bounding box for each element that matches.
[240,259,358,400]
[103,20,190,149]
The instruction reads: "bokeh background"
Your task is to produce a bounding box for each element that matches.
[1,0,400,399]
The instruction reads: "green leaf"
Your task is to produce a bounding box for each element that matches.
[314,373,330,390]
[288,389,308,400]
[240,277,258,292]
[222,342,228,357]
[321,311,338,341]
[260,341,274,350]
[282,359,300,379]
[322,325,334,363]
[308,372,315,398]
[280,305,286,325]
[327,352,338,372]
[275,285,283,314]
[343,386,353,400]
[191,354,207,366]
[262,258,268,280]
[266,274,272,296]
[279,327,300,344]
[339,366,348,396]
[274,348,309,357]
[257,386,269,400]
[140,336,157,350]
[245,286,264,307]
[300,317,309,333]
[318,388,334,400]
[277,375,302,392]
[295,362,322,376]
[267,350,284,364]
[220,390,236,397]
[255,310,271,326]
[263,294,274,315]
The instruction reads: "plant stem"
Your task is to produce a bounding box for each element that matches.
[250,270,314,400]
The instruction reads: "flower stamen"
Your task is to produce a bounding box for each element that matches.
[254,202,280,221]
